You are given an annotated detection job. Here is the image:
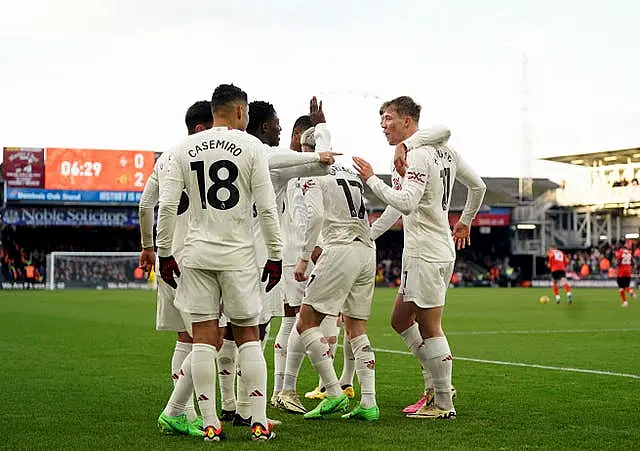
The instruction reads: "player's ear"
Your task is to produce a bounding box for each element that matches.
[194,124,206,133]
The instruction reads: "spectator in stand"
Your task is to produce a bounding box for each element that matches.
[599,256,611,279]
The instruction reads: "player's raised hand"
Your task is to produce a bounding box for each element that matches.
[262,259,283,292]
[318,151,342,166]
[158,255,181,289]
[139,248,156,273]
[352,156,374,181]
[294,259,309,282]
[452,221,471,250]
[394,143,408,177]
[309,96,326,125]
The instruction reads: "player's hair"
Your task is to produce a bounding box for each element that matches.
[300,127,315,149]
[211,84,248,115]
[292,115,313,135]
[246,100,277,135]
[379,96,421,123]
[185,100,213,134]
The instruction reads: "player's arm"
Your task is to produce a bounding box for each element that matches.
[270,159,330,181]
[313,123,331,152]
[156,154,185,288]
[289,181,308,254]
[355,148,430,215]
[272,122,334,179]
[295,178,324,281]
[394,126,451,175]
[138,167,159,271]
[251,149,284,292]
[403,126,451,150]
[267,146,322,169]
[455,155,487,226]
[370,205,402,240]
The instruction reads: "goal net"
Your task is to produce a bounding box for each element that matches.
[46,252,155,290]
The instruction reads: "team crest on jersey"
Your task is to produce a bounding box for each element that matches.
[407,171,426,184]
[302,179,316,194]
[392,177,402,190]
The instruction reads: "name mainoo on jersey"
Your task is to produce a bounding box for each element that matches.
[433,145,453,163]
[187,139,243,158]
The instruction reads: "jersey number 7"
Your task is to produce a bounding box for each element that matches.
[337,178,365,219]
[190,160,240,210]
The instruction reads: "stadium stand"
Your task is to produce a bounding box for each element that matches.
[3,144,640,290]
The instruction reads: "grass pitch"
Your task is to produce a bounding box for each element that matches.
[1,287,639,450]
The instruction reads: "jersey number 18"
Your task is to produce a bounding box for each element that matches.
[190,160,240,210]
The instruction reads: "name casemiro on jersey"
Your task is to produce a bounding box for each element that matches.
[187,139,243,158]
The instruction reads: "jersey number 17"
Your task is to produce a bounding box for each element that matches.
[337,178,365,219]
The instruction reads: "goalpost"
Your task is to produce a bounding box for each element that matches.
[46,252,155,290]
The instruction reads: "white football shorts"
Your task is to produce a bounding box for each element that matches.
[175,266,263,327]
[258,282,283,325]
[155,276,188,333]
[283,263,310,309]
[400,255,455,309]
[303,241,376,320]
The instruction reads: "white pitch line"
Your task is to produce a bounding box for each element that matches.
[444,327,640,336]
[372,347,640,380]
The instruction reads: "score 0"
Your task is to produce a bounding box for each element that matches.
[134,153,145,187]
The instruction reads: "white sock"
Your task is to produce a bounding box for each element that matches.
[400,324,432,392]
[320,316,340,390]
[236,368,251,419]
[191,343,220,429]
[171,341,197,420]
[301,327,341,397]
[163,352,196,418]
[283,321,305,391]
[351,335,376,408]
[274,317,296,394]
[217,339,237,412]
[238,341,268,427]
[339,328,356,388]
[171,341,192,381]
[423,336,454,409]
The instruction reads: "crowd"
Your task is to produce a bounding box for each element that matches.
[375,242,515,288]
[563,241,640,279]
[0,238,46,285]
[0,226,141,286]
[11,226,631,288]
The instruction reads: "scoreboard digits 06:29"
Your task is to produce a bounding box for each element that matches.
[45,148,154,192]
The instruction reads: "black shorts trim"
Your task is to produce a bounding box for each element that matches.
[551,270,566,281]
[617,277,631,289]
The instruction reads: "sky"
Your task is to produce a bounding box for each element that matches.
[1,0,638,184]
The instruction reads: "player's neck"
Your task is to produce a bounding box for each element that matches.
[213,118,236,130]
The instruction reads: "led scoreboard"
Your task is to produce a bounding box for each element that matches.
[3,147,156,205]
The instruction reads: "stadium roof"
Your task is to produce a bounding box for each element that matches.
[364,176,559,211]
[540,147,640,168]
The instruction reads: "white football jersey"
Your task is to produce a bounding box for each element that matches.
[156,127,282,271]
[139,147,189,263]
[251,126,332,267]
[367,144,485,262]
[156,150,190,262]
[281,177,308,266]
[301,163,374,260]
